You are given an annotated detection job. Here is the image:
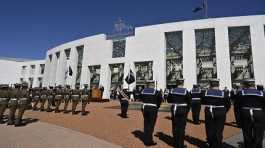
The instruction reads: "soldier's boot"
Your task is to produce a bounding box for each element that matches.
[63,100,69,113]
[40,100,46,111]
[46,99,52,112]
[7,105,17,125]
[15,105,26,126]
[54,100,61,113]
[72,101,78,114]
[0,104,7,123]
[32,100,39,111]
[81,101,88,115]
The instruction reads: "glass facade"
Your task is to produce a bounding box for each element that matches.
[109,63,124,90]
[195,28,217,88]
[228,26,254,85]
[89,65,101,89]
[165,31,183,88]
[135,61,153,86]
[112,39,126,58]
[75,46,84,87]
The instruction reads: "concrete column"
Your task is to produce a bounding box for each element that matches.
[68,47,78,88]
[250,24,265,85]
[100,63,110,99]
[215,26,232,89]
[183,29,197,89]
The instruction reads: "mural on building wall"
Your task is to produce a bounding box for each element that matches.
[75,46,84,87]
[135,61,153,85]
[89,65,101,88]
[165,31,183,87]
[109,63,124,90]
[229,26,254,85]
[195,28,217,88]
[112,39,126,58]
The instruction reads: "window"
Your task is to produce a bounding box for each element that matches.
[89,65,101,88]
[64,49,71,60]
[135,61,153,85]
[112,39,126,58]
[195,28,217,87]
[49,54,52,62]
[109,63,124,90]
[165,31,183,87]
[229,26,254,85]
[40,64,45,75]
[21,66,27,76]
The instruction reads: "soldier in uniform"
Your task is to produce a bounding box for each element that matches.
[54,85,63,113]
[40,87,48,111]
[81,84,90,115]
[235,79,265,148]
[71,85,81,114]
[32,87,41,110]
[167,79,191,148]
[191,84,202,124]
[117,86,130,118]
[63,85,71,113]
[46,86,54,112]
[0,85,10,123]
[201,79,231,148]
[15,83,29,126]
[140,80,162,146]
[7,84,20,125]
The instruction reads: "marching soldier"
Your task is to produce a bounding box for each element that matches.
[46,86,54,112]
[117,86,130,118]
[7,84,20,125]
[40,87,48,111]
[235,79,265,148]
[191,84,202,124]
[32,87,41,110]
[201,79,231,148]
[0,85,10,123]
[167,79,191,148]
[71,85,81,114]
[15,83,29,126]
[81,84,90,115]
[63,85,71,113]
[54,85,63,113]
[140,80,162,146]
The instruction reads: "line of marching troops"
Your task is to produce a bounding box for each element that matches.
[0,83,91,126]
[117,79,265,148]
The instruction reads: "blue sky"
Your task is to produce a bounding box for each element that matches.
[0,0,264,59]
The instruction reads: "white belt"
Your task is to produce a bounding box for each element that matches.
[242,107,263,122]
[192,98,201,101]
[142,103,157,110]
[10,98,17,101]
[121,98,127,101]
[171,103,188,116]
[204,105,225,118]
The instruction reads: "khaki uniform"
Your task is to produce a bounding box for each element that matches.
[63,88,71,113]
[40,88,48,111]
[0,85,9,123]
[54,87,63,113]
[7,87,19,125]
[32,88,41,110]
[15,87,29,126]
[81,88,90,115]
[71,89,81,114]
[46,88,54,112]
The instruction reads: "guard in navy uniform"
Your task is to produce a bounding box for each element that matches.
[117,86,130,118]
[235,79,265,148]
[191,84,202,124]
[167,79,191,148]
[81,84,90,115]
[201,79,231,148]
[0,85,9,123]
[140,80,162,146]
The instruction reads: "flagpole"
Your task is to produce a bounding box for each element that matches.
[204,0,208,18]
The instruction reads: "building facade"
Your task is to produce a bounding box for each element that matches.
[1,15,265,99]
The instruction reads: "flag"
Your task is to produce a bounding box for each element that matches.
[69,66,73,76]
[125,69,135,85]
[193,0,207,13]
[193,6,203,13]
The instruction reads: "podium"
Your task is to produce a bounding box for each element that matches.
[90,88,108,102]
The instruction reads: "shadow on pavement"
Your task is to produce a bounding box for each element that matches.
[131,130,145,145]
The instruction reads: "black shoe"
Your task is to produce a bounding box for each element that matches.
[7,121,14,125]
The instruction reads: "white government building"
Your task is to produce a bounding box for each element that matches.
[0,15,265,98]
